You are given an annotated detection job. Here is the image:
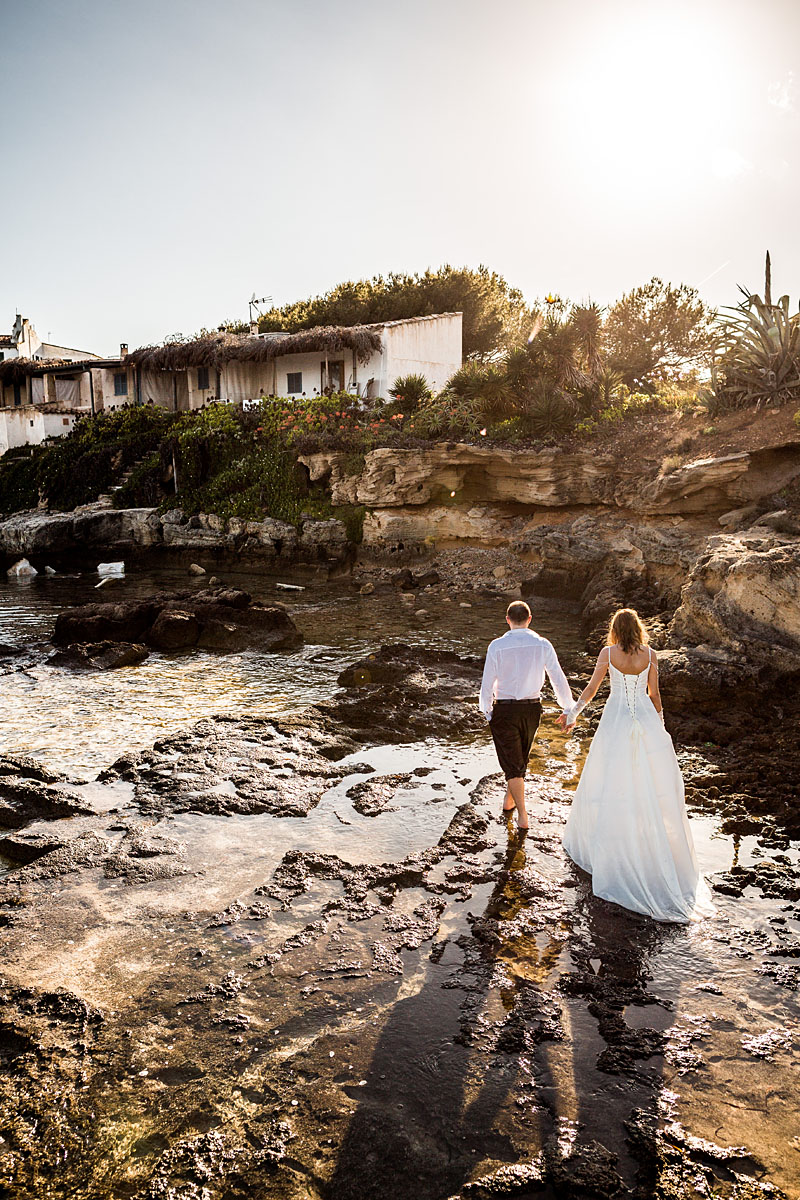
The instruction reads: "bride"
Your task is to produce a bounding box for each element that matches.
[559,608,714,924]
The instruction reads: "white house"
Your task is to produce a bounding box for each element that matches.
[126,312,463,409]
[0,313,463,456]
[0,314,100,364]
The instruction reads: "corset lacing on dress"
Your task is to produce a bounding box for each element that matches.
[617,663,646,758]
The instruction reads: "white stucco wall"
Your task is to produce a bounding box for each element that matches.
[96,366,134,411]
[0,407,77,456]
[379,313,462,396]
[39,342,99,362]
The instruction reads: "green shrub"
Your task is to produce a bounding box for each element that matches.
[388,373,432,411]
[410,395,483,438]
[0,453,39,514]
[336,504,366,543]
[35,407,178,510]
[112,451,165,509]
[521,384,578,438]
[444,361,513,420]
[486,416,524,444]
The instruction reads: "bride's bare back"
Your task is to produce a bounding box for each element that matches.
[608,645,651,675]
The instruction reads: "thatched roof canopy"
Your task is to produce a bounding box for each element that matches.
[0,356,116,385]
[126,325,383,372]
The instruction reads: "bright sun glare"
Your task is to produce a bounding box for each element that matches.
[561,9,746,206]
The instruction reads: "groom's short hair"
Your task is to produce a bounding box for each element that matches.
[506,601,531,625]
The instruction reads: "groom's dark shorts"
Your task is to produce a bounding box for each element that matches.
[489,699,542,780]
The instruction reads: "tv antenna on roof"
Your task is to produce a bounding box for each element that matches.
[249,293,272,324]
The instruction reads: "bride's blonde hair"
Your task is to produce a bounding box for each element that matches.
[607,608,649,655]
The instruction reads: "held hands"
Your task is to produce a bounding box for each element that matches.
[557,713,576,732]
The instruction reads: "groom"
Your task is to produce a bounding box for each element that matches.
[479,601,574,830]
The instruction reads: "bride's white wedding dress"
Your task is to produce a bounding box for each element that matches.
[562,650,715,924]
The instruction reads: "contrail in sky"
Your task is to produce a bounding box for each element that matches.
[697,261,731,287]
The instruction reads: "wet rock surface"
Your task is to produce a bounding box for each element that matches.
[0,640,798,1199]
[0,753,90,830]
[330,642,486,743]
[102,714,369,818]
[53,587,302,654]
[47,638,150,670]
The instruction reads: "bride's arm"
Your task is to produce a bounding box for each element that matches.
[647,650,663,716]
[559,649,609,728]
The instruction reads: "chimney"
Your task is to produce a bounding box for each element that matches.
[120,343,128,357]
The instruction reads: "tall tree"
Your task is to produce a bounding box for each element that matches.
[604,278,718,387]
[257,266,535,360]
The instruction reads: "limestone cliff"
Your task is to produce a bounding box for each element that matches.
[300,440,800,517]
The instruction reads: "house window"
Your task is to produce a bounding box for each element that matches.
[114,372,128,396]
[29,420,34,427]
[13,383,21,406]
[197,367,210,390]
[0,352,4,361]
[63,418,70,426]
[287,372,302,394]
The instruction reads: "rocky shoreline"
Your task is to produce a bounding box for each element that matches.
[0,438,799,1196]
[0,642,798,1197]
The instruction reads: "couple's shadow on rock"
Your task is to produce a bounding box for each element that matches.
[325,814,674,1200]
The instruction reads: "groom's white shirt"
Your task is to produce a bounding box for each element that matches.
[479,628,574,720]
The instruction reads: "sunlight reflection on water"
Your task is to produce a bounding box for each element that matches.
[0,567,582,779]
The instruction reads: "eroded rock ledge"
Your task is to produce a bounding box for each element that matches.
[0,506,352,568]
[301,439,800,515]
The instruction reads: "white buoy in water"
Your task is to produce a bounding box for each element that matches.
[97,562,125,577]
[7,558,38,578]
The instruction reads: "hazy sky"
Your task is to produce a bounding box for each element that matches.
[2,0,799,356]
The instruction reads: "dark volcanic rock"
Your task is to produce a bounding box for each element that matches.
[101,715,368,819]
[101,643,487,821]
[52,588,302,655]
[47,640,150,670]
[330,643,484,742]
[0,755,70,786]
[346,772,416,816]
[148,610,201,651]
[0,830,67,864]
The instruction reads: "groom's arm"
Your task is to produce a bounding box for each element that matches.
[543,641,574,711]
[478,646,498,721]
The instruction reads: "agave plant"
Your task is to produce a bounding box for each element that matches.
[414,394,483,438]
[715,291,800,409]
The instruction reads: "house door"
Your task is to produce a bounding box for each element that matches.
[173,373,190,411]
[321,360,345,394]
